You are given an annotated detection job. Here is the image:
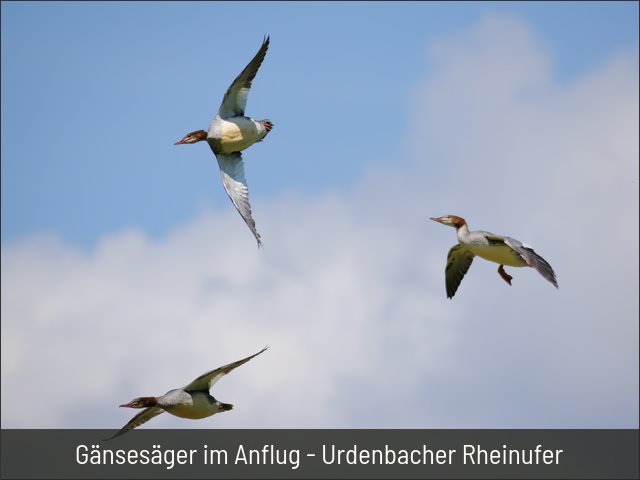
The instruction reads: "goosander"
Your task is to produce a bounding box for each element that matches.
[430,215,558,299]
[175,37,273,247]
[107,346,269,440]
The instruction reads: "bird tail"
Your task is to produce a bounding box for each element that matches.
[260,119,273,133]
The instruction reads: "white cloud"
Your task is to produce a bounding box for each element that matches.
[2,13,638,430]
[1,197,453,429]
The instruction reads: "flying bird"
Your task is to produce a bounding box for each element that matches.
[430,215,558,299]
[175,37,273,247]
[107,346,269,440]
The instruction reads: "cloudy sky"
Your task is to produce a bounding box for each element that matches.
[2,2,638,431]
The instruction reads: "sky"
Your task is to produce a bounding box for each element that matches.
[1,2,638,431]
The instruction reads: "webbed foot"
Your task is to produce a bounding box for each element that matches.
[498,265,513,285]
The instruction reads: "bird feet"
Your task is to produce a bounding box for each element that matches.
[497,265,513,285]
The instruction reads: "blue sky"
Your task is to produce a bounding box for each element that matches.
[1,2,638,430]
[2,1,637,248]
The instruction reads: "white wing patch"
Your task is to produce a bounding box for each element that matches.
[215,152,262,247]
[218,37,270,119]
[184,346,269,392]
[502,237,559,288]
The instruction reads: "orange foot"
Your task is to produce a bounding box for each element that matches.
[498,265,513,285]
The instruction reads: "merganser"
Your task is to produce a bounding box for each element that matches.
[430,215,558,299]
[175,37,273,247]
[107,346,269,440]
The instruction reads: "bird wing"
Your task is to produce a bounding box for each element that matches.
[214,152,262,247]
[484,233,507,245]
[218,36,270,119]
[106,406,165,441]
[445,244,475,299]
[184,346,269,393]
[502,237,559,288]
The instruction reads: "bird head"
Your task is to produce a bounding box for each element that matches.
[119,396,157,409]
[430,215,467,229]
[174,130,207,145]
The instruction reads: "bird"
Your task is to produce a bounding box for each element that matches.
[174,36,273,247]
[430,215,558,299]
[107,346,269,440]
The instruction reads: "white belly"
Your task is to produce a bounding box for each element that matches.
[209,117,265,154]
[165,393,217,419]
[467,244,527,267]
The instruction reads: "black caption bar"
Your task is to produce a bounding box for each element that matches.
[1,429,638,479]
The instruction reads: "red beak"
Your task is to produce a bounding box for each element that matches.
[119,402,132,408]
[174,139,186,145]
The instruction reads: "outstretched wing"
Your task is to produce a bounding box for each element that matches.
[106,406,165,441]
[218,36,270,118]
[445,244,475,299]
[214,152,262,247]
[502,237,559,288]
[184,346,269,393]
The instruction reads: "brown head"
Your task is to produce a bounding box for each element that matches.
[119,396,157,409]
[430,215,467,229]
[218,402,233,413]
[174,130,207,145]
